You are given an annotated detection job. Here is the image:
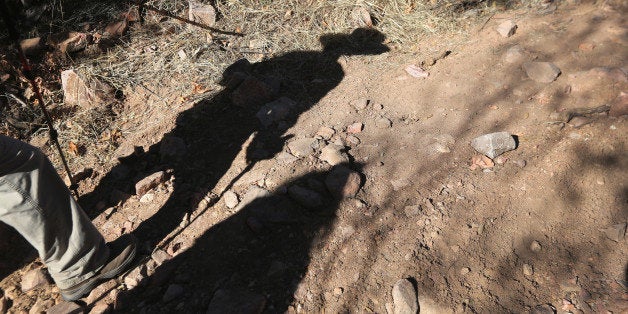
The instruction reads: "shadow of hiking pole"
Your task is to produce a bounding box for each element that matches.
[110,162,363,313]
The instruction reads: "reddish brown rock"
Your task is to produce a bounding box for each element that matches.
[347,122,364,134]
[61,69,112,108]
[188,0,216,27]
[135,171,166,196]
[325,166,362,198]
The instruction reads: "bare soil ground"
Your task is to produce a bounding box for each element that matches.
[1,1,627,313]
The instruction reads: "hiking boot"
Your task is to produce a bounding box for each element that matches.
[60,234,137,301]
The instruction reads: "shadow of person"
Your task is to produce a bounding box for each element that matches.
[112,163,362,312]
[78,28,387,259]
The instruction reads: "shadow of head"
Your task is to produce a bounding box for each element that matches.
[319,28,389,56]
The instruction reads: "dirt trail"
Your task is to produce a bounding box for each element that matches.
[1,2,626,313]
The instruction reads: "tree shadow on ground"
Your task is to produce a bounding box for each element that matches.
[115,164,359,312]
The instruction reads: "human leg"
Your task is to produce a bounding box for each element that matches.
[0,135,133,300]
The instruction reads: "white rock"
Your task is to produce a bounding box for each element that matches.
[392,279,418,314]
[223,190,239,209]
[139,193,155,203]
[21,268,51,292]
[496,20,517,37]
[471,132,517,159]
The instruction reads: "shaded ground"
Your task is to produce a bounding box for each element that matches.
[1,1,627,313]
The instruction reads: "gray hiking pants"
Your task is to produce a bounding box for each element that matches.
[0,135,109,289]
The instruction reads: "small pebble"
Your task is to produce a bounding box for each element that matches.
[523,263,534,276]
[460,267,471,275]
[530,241,542,252]
[513,159,527,168]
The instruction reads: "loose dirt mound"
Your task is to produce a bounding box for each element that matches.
[1,1,626,313]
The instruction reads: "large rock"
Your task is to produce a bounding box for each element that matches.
[206,289,266,314]
[522,62,561,83]
[392,279,418,314]
[188,0,216,27]
[471,132,517,159]
[325,166,362,199]
[21,268,51,292]
[256,97,295,127]
[288,185,324,209]
[61,69,113,108]
[223,190,239,209]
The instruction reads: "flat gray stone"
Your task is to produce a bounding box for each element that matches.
[256,97,295,127]
[523,62,561,83]
[392,279,418,314]
[287,138,319,158]
[276,152,298,164]
[471,132,517,159]
[235,186,271,211]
